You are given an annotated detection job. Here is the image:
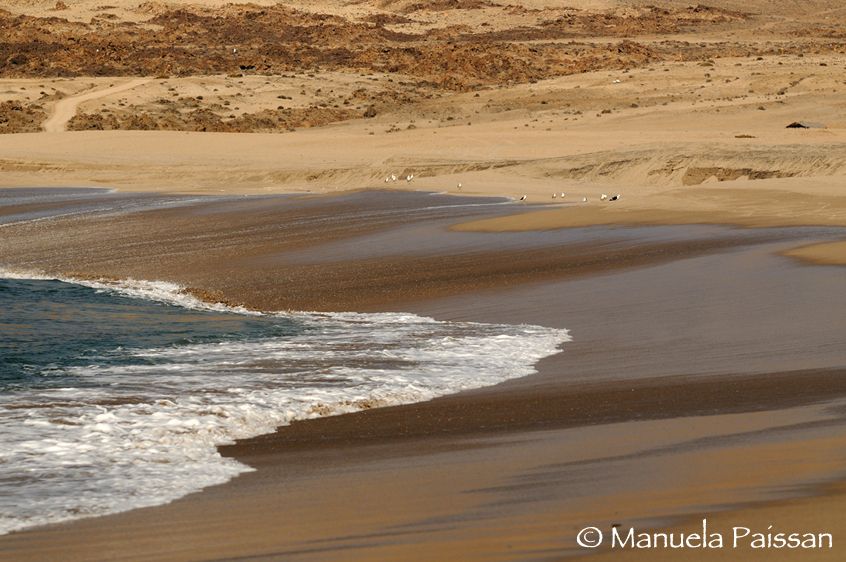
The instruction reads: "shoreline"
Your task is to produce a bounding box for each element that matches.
[2,190,846,560]
[221,368,846,456]
[2,0,846,557]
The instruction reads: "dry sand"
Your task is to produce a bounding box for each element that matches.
[1,0,846,558]
[2,52,846,259]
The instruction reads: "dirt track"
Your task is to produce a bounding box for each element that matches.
[42,78,151,132]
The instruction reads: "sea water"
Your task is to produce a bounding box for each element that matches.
[0,272,569,534]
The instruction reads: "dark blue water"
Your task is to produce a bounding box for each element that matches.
[0,277,301,392]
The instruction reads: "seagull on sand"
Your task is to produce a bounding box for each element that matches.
[519,195,527,202]
[390,174,397,182]
[457,182,462,190]
[609,194,621,201]
[552,193,557,199]
[560,192,566,198]
[600,193,608,201]
[582,197,588,202]
[406,174,414,182]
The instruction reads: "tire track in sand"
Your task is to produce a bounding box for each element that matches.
[42,78,151,133]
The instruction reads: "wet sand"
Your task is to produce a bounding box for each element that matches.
[1,190,846,560]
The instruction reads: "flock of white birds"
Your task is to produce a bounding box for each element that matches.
[518,193,620,203]
[383,173,621,204]
[384,174,414,183]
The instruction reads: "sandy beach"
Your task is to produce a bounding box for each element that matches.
[1,191,846,560]
[2,0,846,559]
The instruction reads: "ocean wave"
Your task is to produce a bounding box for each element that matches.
[0,268,570,534]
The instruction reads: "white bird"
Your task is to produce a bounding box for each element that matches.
[457,182,462,190]
[600,193,608,201]
[582,197,588,202]
[609,194,621,201]
[406,174,414,182]
[613,79,621,84]
[552,193,557,199]
[385,176,390,183]
[519,195,527,201]
[560,192,566,198]
[390,174,397,182]
[233,48,238,55]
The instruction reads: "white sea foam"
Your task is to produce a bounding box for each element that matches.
[0,269,570,534]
